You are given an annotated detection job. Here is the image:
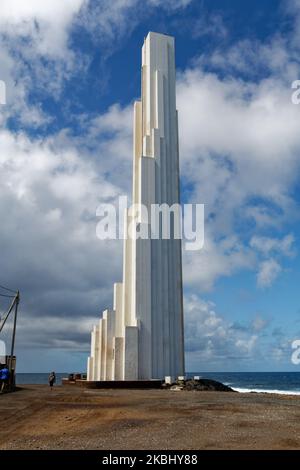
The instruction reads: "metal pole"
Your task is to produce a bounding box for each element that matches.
[0,296,17,333]
[9,290,19,388]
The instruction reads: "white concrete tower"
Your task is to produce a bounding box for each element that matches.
[87,32,185,381]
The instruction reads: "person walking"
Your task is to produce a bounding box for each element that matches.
[0,366,10,393]
[48,371,56,390]
[0,365,3,392]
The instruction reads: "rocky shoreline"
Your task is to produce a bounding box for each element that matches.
[164,378,235,392]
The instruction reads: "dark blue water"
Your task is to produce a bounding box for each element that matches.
[16,373,72,386]
[187,372,300,394]
[16,372,300,394]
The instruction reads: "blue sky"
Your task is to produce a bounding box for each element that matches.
[0,0,300,373]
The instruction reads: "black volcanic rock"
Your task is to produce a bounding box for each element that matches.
[186,378,235,392]
[166,378,236,392]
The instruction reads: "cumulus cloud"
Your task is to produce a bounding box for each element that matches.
[0,1,89,126]
[0,108,133,337]
[0,0,195,364]
[178,68,300,209]
[257,258,282,288]
[76,0,192,49]
[183,233,255,291]
[0,0,85,56]
[1,0,300,370]
[192,13,228,40]
[184,294,259,368]
[148,0,192,9]
[251,315,269,332]
[176,15,300,289]
[250,234,295,257]
[0,0,194,122]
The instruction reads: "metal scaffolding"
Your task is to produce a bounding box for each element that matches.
[0,286,20,389]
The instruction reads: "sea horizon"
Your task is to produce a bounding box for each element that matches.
[15,371,300,395]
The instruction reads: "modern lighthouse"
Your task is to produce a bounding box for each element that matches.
[87,32,185,381]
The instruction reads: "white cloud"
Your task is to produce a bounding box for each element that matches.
[0,108,131,333]
[257,258,282,288]
[184,294,259,366]
[285,0,300,49]
[0,0,300,365]
[235,335,258,355]
[0,0,192,57]
[16,314,98,351]
[176,19,300,290]
[76,0,192,50]
[0,0,85,56]
[192,13,228,39]
[63,103,134,193]
[251,315,269,332]
[0,0,194,124]
[0,1,88,125]
[148,0,192,8]
[0,42,51,127]
[183,233,255,291]
[178,69,300,199]
[250,234,295,257]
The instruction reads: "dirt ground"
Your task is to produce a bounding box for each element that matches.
[0,385,300,450]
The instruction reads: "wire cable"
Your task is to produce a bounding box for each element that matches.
[0,284,17,294]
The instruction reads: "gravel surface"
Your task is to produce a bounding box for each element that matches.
[1,385,300,450]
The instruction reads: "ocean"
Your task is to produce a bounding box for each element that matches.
[16,373,70,386]
[187,372,300,395]
[15,371,300,395]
